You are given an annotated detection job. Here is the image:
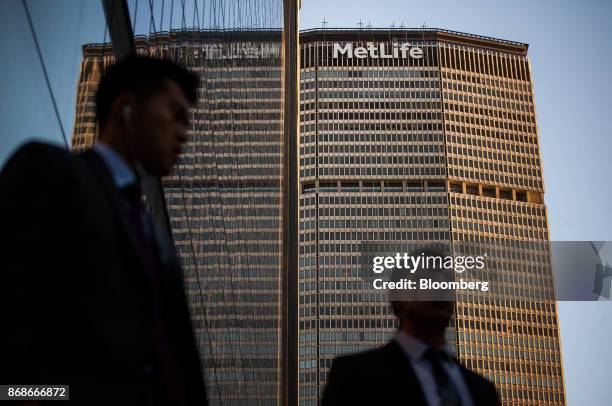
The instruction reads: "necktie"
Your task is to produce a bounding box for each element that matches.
[122,183,186,405]
[122,183,159,281]
[424,348,463,406]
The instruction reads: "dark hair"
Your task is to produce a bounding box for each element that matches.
[95,56,199,129]
[389,245,452,315]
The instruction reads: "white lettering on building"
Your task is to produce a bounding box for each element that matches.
[332,42,424,59]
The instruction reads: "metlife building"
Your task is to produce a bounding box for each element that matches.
[299,29,564,405]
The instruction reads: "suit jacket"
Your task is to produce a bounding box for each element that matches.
[0,142,207,406]
[321,340,500,406]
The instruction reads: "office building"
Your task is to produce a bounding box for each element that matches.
[298,28,565,405]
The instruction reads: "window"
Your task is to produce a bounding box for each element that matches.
[385,182,403,192]
[483,187,496,198]
[319,182,337,192]
[303,184,315,194]
[362,182,381,192]
[428,181,446,192]
[406,182,422,192]
[338,182,358,192]
[516,191,527,202]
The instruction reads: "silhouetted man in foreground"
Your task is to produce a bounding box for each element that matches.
[322,248,500,406]
[0,56,207,405]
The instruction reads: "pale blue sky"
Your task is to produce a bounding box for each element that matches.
[0,0,610,404]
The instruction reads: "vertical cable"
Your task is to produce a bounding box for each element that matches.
[132,0,140,32]
[21,0,68,149]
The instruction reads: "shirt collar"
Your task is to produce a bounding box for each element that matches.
[92,141,137,190]
[393,330,452,363]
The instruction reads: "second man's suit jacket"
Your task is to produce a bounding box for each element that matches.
[321,339,500,406]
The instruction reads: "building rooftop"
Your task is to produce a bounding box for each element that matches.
[300,28,529,55]
[82,27,529,56]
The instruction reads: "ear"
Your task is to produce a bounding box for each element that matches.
[111,93,139,127]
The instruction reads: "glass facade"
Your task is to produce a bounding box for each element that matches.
[72,30,284,405]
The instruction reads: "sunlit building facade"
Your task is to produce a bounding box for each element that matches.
[298,28,565,406]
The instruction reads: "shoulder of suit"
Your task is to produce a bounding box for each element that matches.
[7,141,76,170]
[459,362,498,391]
[1,141,79,179]
[15,141,72,159]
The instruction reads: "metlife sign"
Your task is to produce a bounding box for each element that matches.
[332,42,423,59]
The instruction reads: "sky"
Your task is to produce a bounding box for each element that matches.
[0,0,610,404]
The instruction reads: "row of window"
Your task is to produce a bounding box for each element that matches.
[299,318,397,331]
[199,69,281,79]
[443,80,532,102]
[311,166,446,177]
[302,206,448,218]
[439,45,530,81]
[451,196,546,216]
[198,100,281,110]
[448,133,539,155]
[446,100,534,119]
[452,169,542,190]
[301,132,444,144]
[300,233,452,254]
[300,100,442,112]
[307,79,439,90]
[309,143,443,156]
[304,89,441,100]
[441,71,530,91]
[306,111,442,122]
[448,131,538,152]
[305,68,439,79]
[311,195,449,205]
[302,121,443,132]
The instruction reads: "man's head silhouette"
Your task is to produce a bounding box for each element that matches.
[390,246,455,347]
[96,56,199,176]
